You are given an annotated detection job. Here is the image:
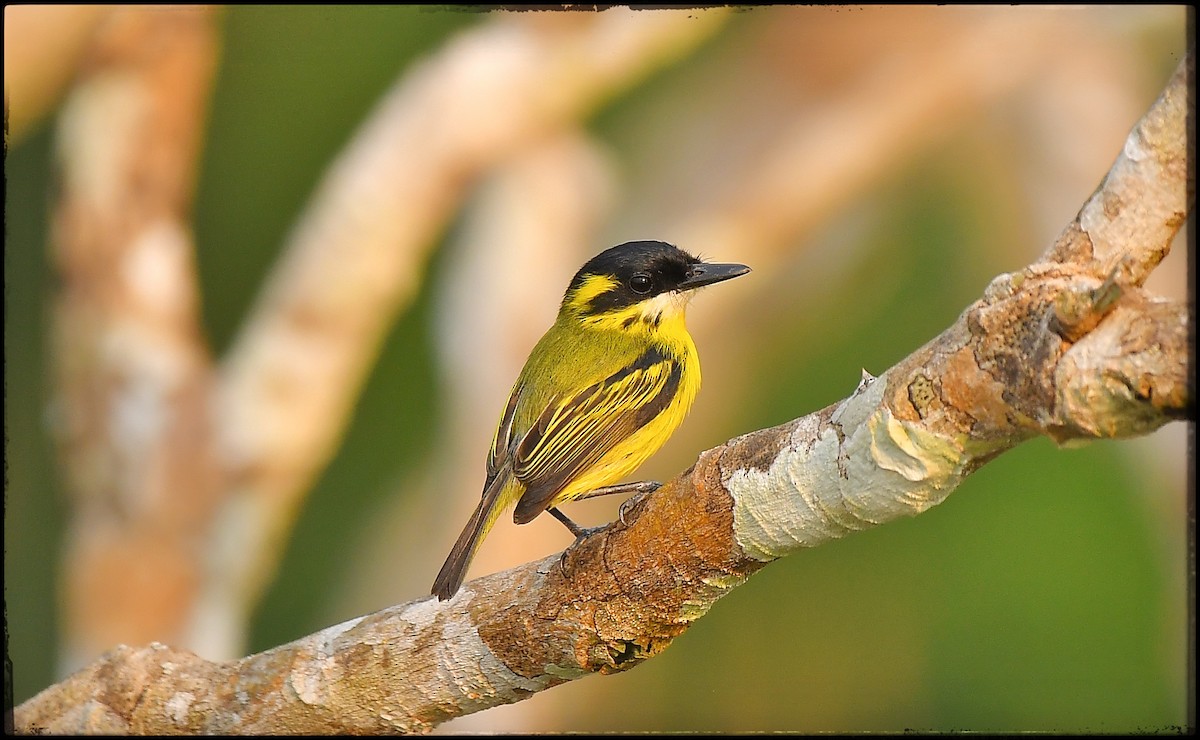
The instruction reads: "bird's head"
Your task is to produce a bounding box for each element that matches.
[562,240,750,332]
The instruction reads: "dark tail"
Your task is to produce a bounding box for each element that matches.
[431,474,509,600]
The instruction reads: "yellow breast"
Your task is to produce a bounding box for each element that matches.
[555,306,701,502]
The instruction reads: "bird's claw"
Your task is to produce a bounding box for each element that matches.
[557,524,608,577]
[617,482,660,526]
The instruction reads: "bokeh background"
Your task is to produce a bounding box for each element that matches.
[4,5,1191,733]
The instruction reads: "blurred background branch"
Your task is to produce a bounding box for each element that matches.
[40,4,222,677]
[4,5,1190,734]
[4,6,113,145]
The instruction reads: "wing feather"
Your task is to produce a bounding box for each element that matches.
[512,346,681,522]
[486,379,523,484]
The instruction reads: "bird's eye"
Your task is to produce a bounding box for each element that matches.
[629,273,653,295]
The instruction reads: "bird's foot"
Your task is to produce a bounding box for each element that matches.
[616,482,660,526]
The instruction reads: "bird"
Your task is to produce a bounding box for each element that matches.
[431,240,750,600]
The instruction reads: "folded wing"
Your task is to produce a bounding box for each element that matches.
[511,346,681,524]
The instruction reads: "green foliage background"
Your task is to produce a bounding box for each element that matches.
[4,6,1189,732]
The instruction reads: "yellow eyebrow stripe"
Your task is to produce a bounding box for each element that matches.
[564,273,619,315]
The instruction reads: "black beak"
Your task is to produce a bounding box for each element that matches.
[679,261,751,290]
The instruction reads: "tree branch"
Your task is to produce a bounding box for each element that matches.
[15,45,1191,739]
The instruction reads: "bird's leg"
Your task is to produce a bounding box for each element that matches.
[549,482,664,578]
[548,480,662,538]
[570,480,661,502]
[548,507,606,540]
[549,507,606,578]
[575,480,662,526]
